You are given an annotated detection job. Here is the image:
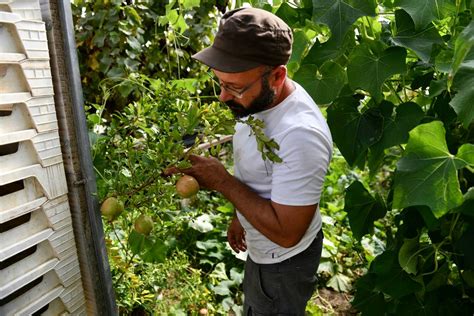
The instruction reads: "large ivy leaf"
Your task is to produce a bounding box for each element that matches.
[451,20,474,76]
[302,33,352,67]
[327,96,384,166]
[327,273,352,292]
[293,61,346,105]
[369,101,425,173]
[371,250,423,298]
[287,30,312,75]
[312,0,372,43]
[375,102,425,150]
[398,237,420,274]
[347,42,407,101]
[396,0,456,30]
[344,181,386,240]
[393,121,473,217]
[392,10,444,63]
[352,274,387,316]
[450,46,474,128]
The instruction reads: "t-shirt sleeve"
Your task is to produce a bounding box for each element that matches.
[270,127,332,206]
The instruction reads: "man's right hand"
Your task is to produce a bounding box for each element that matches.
[227,216,247,253]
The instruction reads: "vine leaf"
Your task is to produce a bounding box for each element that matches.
[327,95,384,166]
[347,42,407,101]
[287,30,312,75]
[396,0,456,30]
[312,0,374,43]
[393,121,474,217]
[392,10,444,63]
[398,237,420,275]
[327,273,352,292]
[450,37,474,128]
[375,102,425,150]
[370,250,423,298]
[293,61,346,105]
[352,274,387,315]
[450,19,474,76]
[344,181,386,241]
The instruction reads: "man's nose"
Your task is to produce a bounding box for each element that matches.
[219,89,234,102]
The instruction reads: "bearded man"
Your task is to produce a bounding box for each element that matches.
[169,8,333,315]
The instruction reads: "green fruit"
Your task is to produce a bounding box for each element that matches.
[176,175,200,198]
[100,197,124,220]
[134,214,154,235]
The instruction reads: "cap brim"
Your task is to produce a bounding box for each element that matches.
[192,46,261,73]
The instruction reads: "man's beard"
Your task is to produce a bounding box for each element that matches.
[225,77,276,118]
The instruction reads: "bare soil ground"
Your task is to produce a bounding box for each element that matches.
[312,288,358,315]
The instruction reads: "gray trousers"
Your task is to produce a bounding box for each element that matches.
[243,230,324,315]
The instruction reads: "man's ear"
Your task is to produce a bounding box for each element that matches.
[272,65,287,86]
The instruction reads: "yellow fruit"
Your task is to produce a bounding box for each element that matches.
[134,214,154,235]
[100,197,124,220]
[176,175,200,198]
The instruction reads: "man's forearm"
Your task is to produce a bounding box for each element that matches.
[217,173,294,247]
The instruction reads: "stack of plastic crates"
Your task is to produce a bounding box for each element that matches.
[0,0,87,314]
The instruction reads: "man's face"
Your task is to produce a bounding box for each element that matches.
[225,74,276,118]
[213,67,276,118]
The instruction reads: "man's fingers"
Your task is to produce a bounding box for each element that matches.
[163,166,179,176]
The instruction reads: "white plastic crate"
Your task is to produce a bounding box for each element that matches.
[0,209,53,261]
[0,136,62,169]
[0,241,58,299]
[0,0,42,21]
[0,11,48,59]
[0,164,68,199]
[0,61,54,96]
[38,297,68,316]
[0,94,58,133]
[0,270,63,315]
[0,177,46,222]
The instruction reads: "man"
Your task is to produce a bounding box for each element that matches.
[173,8,332,315]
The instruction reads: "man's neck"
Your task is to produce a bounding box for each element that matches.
[271,77,295,109]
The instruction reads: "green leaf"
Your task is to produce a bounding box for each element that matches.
[398,237,420,274]
[372,250,423,298]
[451,20,474,77]
[352,274,387,315]
[327,96,384,166]
[141,239,167,263]
[327,273,352,292]
[275,2,300,27]
[426,262,450,291]
[293,61,346,105]
[344,181,387,240]
[181,0,200,9]
[210,262,228,280]
[393,121,470,217]
[457,188,474,217]
[302,35,352,67]
[312,0,371,43]
[373,102,425,151]
[347,42,407,101]
[287,30,312,75]
[462,269,474,288]
[396,0,456,30]
[128,230,146,255]
[392,10,444,63]
[450,59,474,128]
[211,280,235,296]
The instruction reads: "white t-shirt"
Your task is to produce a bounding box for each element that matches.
[233,80,333,264]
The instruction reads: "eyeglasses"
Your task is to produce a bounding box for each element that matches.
[208,68,273,99]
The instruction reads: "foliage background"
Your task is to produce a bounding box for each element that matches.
[73,0,474,314]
